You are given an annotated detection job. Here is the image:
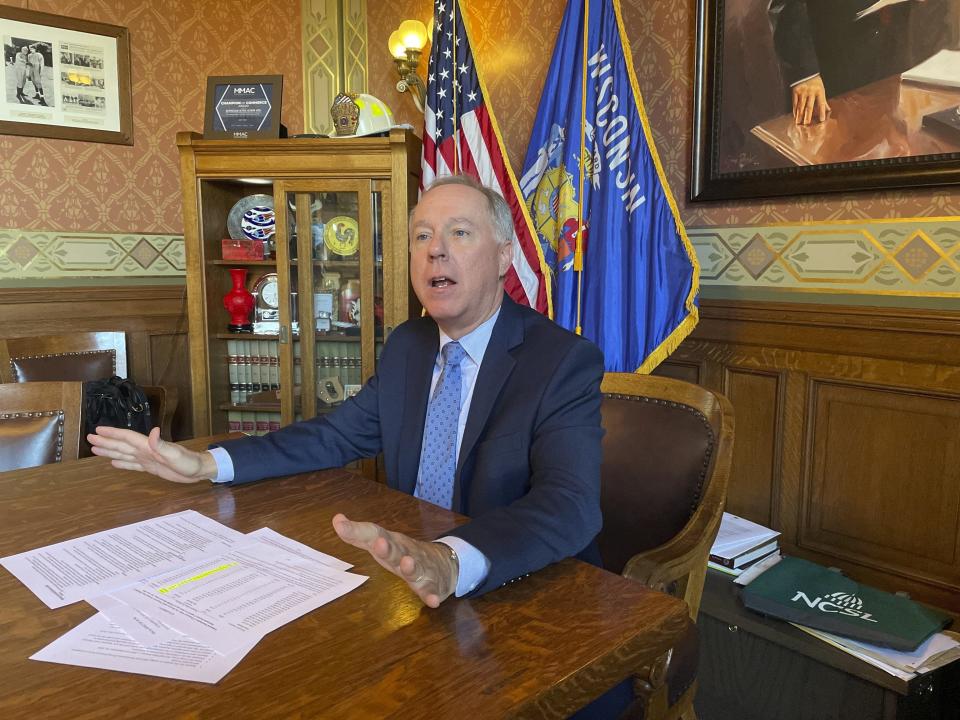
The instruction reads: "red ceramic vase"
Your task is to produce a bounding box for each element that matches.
[223,268,255,333]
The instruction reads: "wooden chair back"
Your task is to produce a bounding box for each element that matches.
[600,373,735,620]
[0,381,83,472]
[0,332,125,383]
[599,373,735,720]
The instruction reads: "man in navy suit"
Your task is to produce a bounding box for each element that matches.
[769,0,959,124]
[90,175,605,608]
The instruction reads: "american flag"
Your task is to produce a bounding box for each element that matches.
[421,0,549,314]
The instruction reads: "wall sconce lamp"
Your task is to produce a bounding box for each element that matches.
[389,20,429,113]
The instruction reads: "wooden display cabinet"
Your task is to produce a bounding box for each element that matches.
[177,129,421,479]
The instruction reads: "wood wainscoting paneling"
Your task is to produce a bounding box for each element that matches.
[661,300,960,615]
[722,367,784,529]
[0,285,191,440]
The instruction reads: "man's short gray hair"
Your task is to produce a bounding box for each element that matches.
[411,175,514,245]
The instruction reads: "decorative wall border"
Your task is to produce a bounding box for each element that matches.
[689,218,960,298]
[0,228,185,280]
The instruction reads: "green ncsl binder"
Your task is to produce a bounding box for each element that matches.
[741,557,952,651]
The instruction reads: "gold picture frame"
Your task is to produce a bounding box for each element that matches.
[690,0,960,201]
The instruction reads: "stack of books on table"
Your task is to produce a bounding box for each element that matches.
[708,512,780,577]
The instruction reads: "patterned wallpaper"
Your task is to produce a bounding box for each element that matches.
[0,0,304,236]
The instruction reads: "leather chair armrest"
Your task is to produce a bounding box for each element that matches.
[622,540,706,597]
[621,498,725,618]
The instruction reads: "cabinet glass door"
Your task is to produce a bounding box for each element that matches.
[197,177,283,438]
[277,180,380,426]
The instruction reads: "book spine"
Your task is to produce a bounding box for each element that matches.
[227,339,240,405]
[707,560,741,576]
[227,410,242,434]
[238,339,252,403]
[709,553,736,568]
[268,341,279,390]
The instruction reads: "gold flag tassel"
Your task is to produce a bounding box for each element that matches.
[574,0,589,336]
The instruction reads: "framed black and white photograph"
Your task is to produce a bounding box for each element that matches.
[0,5,132,145]
[690,0,960,201]
[203,75,283,140]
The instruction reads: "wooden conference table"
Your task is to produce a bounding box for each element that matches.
[0,436,689,719]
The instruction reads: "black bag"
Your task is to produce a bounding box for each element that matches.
[84,376,153,435]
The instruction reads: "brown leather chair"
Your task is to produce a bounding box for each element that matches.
[0,381,83,472]
[0,332,178,443]
[599,373,734,720]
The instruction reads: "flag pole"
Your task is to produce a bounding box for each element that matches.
[574,0,589,335]
[452,0,460,173]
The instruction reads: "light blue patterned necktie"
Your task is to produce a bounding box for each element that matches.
[418,341,467,509]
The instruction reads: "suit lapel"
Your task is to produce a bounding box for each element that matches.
[396,320,438,495]
[452,295,523,510]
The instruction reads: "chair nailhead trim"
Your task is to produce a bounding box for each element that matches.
[603,393,715,516]
[0,410,65,462]
[12,349,117,374]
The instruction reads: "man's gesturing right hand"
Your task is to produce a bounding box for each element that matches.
[88,426,217,484]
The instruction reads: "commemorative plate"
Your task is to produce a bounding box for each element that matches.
[324,216,360,257]
[227,194,276,241]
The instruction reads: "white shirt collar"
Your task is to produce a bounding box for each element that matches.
[437,305,502,367]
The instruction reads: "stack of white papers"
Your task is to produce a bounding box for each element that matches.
[901,50,960,89]
[711,513,780,557]
[791,624,960,680]
[0,511,366,683]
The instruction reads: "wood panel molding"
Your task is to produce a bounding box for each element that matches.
[667,299,960,614]
[0,285,191,439]
[804,379,960,583]
[722,367,784,529]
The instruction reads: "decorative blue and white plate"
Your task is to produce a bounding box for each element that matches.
[241,206,276,240]
[227,194,275,241]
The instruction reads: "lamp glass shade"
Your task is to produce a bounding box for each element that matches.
[388,30,407,59]
[398,19,428,51]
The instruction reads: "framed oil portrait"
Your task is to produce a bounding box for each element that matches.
[0,5,132,145]
[690,0,960,201]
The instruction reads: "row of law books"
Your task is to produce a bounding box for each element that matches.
[227,410,281,437]
[226,339,362,405]
[707,512,780,577]
[226,339,280,405]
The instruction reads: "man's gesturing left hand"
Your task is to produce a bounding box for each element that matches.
[332,514,459,608]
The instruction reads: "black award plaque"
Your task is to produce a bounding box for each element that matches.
[204,75,283,139]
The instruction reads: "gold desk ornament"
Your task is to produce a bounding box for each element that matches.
[331,92,360,136]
